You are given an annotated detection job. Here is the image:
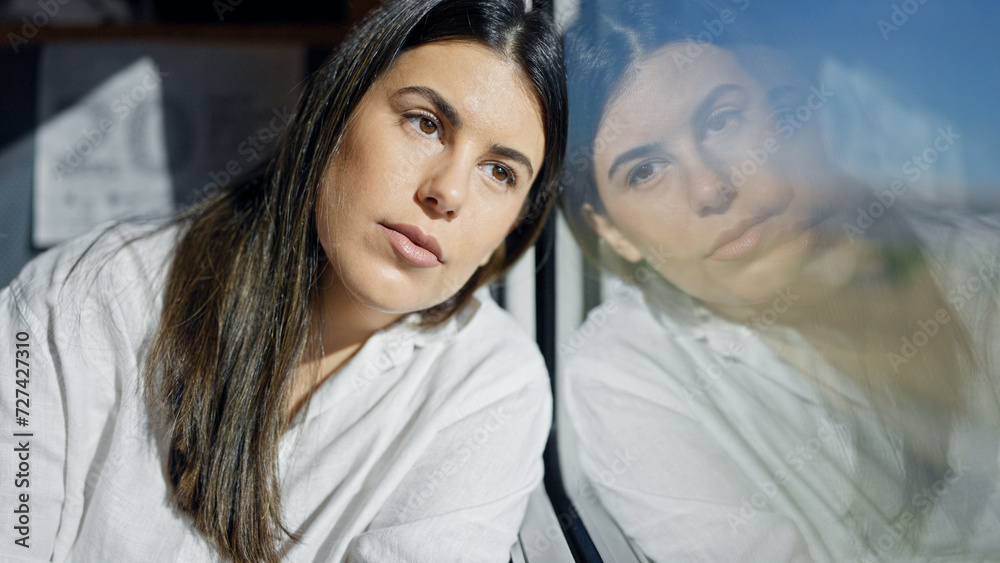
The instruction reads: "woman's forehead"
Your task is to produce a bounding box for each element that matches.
[624,43,749,107]
[384,42,543,130]
[592,43,741,145]
[595,41,800,140]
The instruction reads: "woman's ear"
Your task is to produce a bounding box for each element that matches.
[581,203,644,263]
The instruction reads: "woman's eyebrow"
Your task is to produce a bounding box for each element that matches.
[395,86,462,128]
[608,143,660,179]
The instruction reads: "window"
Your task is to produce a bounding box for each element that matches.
[551,1,1000,561]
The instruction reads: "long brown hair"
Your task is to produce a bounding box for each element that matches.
[142,1,566,561]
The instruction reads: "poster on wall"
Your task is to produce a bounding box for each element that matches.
[33,56,171,248]
[33,43,305,248]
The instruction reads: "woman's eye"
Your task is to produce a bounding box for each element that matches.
[492,166,510,183]
[704,108,741,137]
[626,160,667,188]
[482,163,516,187]
[405,114,440,139]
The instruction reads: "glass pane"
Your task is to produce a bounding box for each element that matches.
[557,1,1000,561]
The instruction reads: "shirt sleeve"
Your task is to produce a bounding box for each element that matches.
[564,354,819,563]
[346,344,552,563]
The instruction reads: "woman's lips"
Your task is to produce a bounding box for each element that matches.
[708,216,771,261]
[380,223,443,267]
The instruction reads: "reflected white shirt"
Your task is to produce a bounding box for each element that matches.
[0,222,551,562]
[562,208,1000,563]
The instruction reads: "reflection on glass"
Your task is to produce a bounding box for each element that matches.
[559,2,1000,561]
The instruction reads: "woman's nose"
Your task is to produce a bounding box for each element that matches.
[416,157,469,219]
[687,159,736,216]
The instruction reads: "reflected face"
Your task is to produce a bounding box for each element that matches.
[589,42,861,310]
[316,41,545,316]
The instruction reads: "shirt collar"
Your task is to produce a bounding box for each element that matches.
[637,274,768,362]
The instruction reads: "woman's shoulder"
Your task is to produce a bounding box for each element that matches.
[445,288,548,378]
[4,219,180,330]
[11,218,176,282]
[413,288,550,415]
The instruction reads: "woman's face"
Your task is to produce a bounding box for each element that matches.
[588,42,863,312]
[315,40,545,318]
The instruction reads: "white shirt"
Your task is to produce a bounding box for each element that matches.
[0,222,551,562]
[562,208,1000,563]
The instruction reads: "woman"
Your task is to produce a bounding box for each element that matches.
[559,2,1000,562]
[0,0,566,561]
